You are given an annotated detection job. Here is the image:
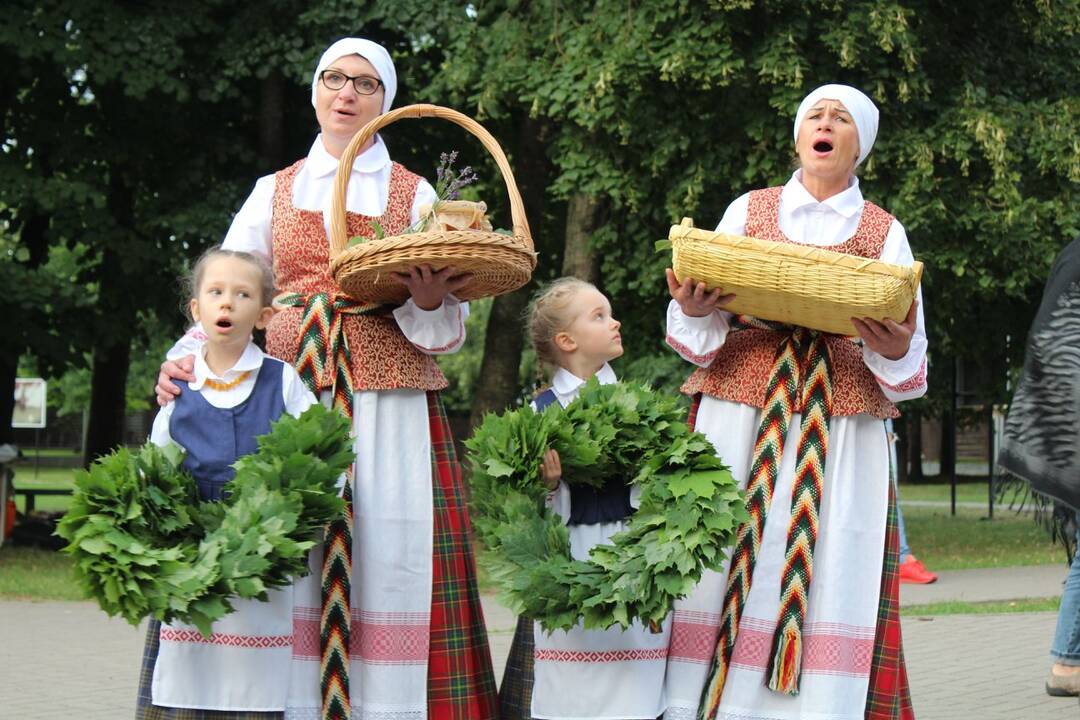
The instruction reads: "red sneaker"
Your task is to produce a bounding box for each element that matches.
[899,555,938,584]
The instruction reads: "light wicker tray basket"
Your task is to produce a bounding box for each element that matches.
[329,104,536,304]
[669,218,923,336]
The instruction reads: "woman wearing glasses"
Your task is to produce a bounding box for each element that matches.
[148,38,497,720]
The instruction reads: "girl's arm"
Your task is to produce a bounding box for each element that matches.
[281,364,318,418]
[149,404,175,448]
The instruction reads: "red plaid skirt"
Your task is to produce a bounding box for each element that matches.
[865,480,915,719]
[426,391,499,719]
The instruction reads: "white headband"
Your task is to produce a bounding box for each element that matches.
[311,38,396,114]
[793,84,879,167]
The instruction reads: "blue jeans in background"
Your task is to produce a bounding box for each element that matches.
[885,418,912,562]
[1051,513,1080,665]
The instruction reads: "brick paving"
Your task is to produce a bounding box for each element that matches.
[2,564,1078,719]
[903,612,1076,720]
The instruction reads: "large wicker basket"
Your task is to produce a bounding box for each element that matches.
[669,218,923,336]
[329,104,536,304]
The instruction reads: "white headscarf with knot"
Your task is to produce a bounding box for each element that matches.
[311,38,397,114]
[793,84,879,168]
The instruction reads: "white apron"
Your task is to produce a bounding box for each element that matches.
[664,398,888,720]
[286,389,434,720]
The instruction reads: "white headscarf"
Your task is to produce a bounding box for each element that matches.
[793,84,879,167]
[311,38,397,114]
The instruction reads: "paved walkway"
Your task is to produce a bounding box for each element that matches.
[1,564,1077,719]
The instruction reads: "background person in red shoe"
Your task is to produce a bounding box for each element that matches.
[887,418,938,585]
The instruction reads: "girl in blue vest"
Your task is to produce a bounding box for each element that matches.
[136,247,316,719]
[499,277,671,720]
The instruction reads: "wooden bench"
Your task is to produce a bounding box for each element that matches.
[13,487,72,514]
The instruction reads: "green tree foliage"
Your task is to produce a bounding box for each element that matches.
[4,1,1078,448]
[0,0,464,457]
[434,0,1080,409]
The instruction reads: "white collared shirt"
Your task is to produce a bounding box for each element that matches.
[717,170,896,249]
[151,340,316,448]
[222,134,438,260]
[545,362,619,409]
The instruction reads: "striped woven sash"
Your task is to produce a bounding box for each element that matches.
[274,291,385,720]
[699,316,835,717]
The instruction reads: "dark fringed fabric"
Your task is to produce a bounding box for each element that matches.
[997,236,1080,562]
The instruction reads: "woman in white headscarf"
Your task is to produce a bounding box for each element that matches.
[149,38,498,720]
[662,85,925,720]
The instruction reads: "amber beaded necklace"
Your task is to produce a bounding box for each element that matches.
[202,370,252,392]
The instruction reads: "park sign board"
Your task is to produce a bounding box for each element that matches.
[13,378,47,429]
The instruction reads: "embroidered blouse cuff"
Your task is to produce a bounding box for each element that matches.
[677,309,723,332]
[863,338,929,400]
[665,300,729,367]
[393,296,468,355]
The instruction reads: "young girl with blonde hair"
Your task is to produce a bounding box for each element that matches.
[138,247,316,718]
[499,277,670,720]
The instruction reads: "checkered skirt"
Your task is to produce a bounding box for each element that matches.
[498,616,536,719]
[426,391,499,719]
[865,480,914,719]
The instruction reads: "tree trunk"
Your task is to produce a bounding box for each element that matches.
[561,193,605,282]
[83,172,138,466]
[468,114,552,427]
[83,336,131,465]
[259,71,286,170]
[0,358,16,445]
[468,288,531,429]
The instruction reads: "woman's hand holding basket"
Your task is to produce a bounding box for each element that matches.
[851,300,918,360]
[665,268,735,317]
[390,264,472,310]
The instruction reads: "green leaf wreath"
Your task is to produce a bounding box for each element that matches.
[56,403,354,637]
[466,379,748,632]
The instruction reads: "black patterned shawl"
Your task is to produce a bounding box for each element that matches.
[997,237,1080,555]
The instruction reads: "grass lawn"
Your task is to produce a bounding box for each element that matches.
[19,448,81,460]
[902,505,1063,569]
[1,480,1065,604]
[0,545,86,601]
[898,479,995,505]
[7,466,75,513]
[901,597,1061,616]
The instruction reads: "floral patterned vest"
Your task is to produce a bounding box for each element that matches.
[264,159,448,391]
[681,186,900,419]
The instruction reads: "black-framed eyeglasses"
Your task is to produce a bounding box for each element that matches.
[320,70,383,96]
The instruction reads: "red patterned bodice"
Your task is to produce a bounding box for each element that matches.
[264,159,448,392]
[682,186,900,419]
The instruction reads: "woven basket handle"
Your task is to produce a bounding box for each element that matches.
[329,104,533,258]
